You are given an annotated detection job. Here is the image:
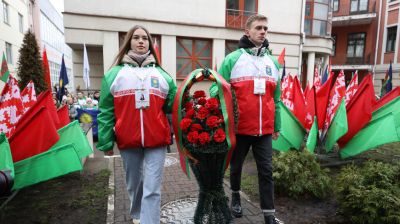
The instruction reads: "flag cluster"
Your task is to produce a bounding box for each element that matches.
[273,63,400,158]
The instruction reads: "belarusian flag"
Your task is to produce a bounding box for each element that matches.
[0,133,14,178]
[340,97,400,158]
[338,74,374,147]
[323,70,345,136]
[281,74,294,111]
[345,70,358,105]
[305,117,318,153]
[57,105,70,129]
[373,87,400,112]
[292,76,306,128]
[272,102,306,151]
[42,47,52,90]
[0,52,10,83]
[324,99,348,151]
[304,86,316,131]
[9,106,60,162]
[0,76,25,138]
[21,80,37,112]
[316,73,334,130]
[13,121,93,190]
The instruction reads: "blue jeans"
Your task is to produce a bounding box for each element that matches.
[120,147,166,224]
[230,134,275,213]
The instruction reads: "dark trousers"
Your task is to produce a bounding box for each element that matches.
[230,134,275,211]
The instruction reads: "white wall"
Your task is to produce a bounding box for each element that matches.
[64,0,226,27]
[0,0,29,75]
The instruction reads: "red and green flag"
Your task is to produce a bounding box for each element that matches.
[272,102,306,151]
[325,99,348,152]
[0,52,10,83]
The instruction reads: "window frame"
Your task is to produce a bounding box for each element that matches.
[18,13,24,33]
[5,42,12,64]
[332,0,339,12]
[346,32,366,64]
[176,37,213,79]
[225,0,258,29]
[350,0,369,14]
[332,34,337,56]
[304,0,332,37]
[3,1,9,25]
[225,40,238,56]
[385,26,397,53]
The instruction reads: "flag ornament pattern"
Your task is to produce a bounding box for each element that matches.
[313,67,321,91]
[21,81,37,112]
[281,75,294,111]
[325,70,345,129]
[0,76,24,137]
[345,70,358,105]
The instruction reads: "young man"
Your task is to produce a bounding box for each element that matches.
[212,14,283,224]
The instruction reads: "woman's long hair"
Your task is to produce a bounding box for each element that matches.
[112,25,160,67]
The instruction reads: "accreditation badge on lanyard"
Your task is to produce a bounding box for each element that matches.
[254,77,266,95]
[134,69,150,109]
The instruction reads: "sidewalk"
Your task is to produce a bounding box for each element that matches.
[109,144,265,224]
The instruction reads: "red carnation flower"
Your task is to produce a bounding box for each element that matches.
[198,132,211,145]
[206,115,221,128]
[205,98,219,111]
[185,101,193,111]
[196,107,209,120]
[185,108,195,118]
[180,118,192,132]
[193,90,206,99]
[213,128,226,143]
[190,123,203,132]
[197,97,207,106]
[187,131,199,144]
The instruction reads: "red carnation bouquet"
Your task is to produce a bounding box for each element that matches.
[180,90,228,153]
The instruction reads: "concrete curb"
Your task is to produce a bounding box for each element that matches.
[106,157,115,224]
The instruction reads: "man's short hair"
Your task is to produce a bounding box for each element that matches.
[245,14,268,29]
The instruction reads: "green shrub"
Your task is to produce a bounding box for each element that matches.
[336,160,400,224]
[273,150,332,199]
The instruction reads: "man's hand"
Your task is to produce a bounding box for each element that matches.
[272,132,280,140]
[104,150,114,156]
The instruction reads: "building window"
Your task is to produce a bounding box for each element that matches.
[386,26,397,52]
[332,0,339,12]
[305,0,332,37]
[3,1,9,24]
[18,13,24,33]
[5,42,12,64]
[332,34,337,56]
[176,38,212,78]
[350,0,368,13]
[226,0,258,29]
[347,33,366,63]
[225,40,238,56]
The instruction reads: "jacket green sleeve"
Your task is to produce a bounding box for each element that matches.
[274,77,282,132]
[156,66,177,113]
[96,66,121,151]
[210,49,242,97]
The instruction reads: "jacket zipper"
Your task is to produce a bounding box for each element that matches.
[140,109,145,147]
[259,95,262,135]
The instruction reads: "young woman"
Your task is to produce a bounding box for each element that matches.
[97,25,176,224]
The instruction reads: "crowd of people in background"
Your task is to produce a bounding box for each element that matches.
[52,89,101,121]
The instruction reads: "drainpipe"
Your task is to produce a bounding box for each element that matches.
[373,0,383,80]
[298,0,306,76]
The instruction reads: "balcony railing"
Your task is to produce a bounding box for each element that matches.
[333,53,372,65]
[226,9,256,29]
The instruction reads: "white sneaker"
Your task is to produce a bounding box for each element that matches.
[132,219,140,224]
